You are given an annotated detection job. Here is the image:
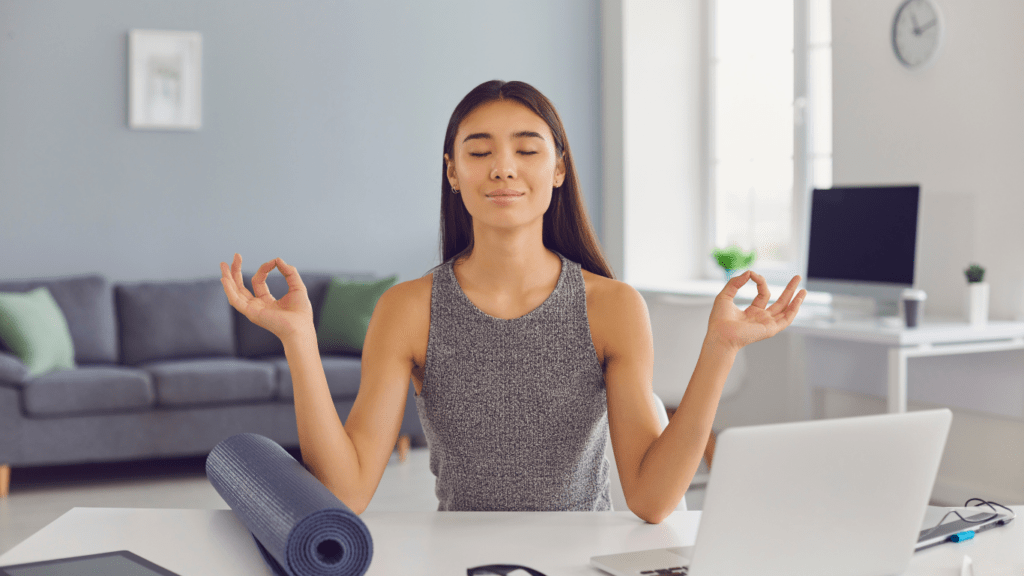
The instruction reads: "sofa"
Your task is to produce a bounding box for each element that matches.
[0,271,425,497]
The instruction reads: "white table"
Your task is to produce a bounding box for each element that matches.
[789,319,1024,413]
[1,506,1022,575]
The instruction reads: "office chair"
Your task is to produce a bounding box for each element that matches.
[606,392,688,512]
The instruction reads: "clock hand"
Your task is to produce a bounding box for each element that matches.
[911,13,921,34]
[917,18,938,33]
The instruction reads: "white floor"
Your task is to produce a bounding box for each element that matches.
[0,448,706,556]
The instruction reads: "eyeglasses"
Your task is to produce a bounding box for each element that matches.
[467,564,547,576]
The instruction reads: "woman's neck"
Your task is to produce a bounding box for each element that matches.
[456,227,560,293]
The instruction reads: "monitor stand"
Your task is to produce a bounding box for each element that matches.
[824,294,900,323]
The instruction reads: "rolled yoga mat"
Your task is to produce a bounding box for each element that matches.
[205,433,373,576]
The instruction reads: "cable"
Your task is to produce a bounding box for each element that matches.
[919,498,1016,541]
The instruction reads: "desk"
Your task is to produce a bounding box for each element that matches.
[1,507,1022,575]
[789,319,1024,413]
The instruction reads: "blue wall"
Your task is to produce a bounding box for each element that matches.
[0,0,603,283]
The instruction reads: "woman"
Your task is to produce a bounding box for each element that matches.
[220,80,806,524]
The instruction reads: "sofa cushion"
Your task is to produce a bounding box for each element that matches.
[0,275,119,364]
[146,358,276,407]
[274,355,361,400]
[22,366,155,417]
[234,271,376,358]
[117,279,235,365]
[0,287,76,377]
[317,275,398,354]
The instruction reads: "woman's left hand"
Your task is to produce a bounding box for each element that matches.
[707,270,807,353]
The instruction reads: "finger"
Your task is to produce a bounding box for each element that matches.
[276,258,308,294]
[768,275,802,315]
[220,262,241,305]
[251,260,278,299]
[717,270,752,301]
[230,253,255,300]
[220,261,254,314]
[748,272,771,309]
[781,289,808,325]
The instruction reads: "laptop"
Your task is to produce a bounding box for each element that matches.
[591,409,953,576]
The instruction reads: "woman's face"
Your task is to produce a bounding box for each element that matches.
[445,99,565,233]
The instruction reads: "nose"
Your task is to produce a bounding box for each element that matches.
[490,151,517,180]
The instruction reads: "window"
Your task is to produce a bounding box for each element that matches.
[708,0,832,283]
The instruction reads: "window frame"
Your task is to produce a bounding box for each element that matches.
[703,0,829,286]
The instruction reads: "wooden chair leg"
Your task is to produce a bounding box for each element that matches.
[397,435,411,463]
[0,464,10,498]
[703,430,717,470]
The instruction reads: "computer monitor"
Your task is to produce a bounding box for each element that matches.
[805,185,920,317]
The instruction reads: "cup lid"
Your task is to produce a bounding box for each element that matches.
[901,288,927,300]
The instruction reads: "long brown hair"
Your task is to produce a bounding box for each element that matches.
[439,80,614,279]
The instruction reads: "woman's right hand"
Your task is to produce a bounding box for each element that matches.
[220,253,315,341]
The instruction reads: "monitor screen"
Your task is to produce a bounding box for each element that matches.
[806,185,920,286]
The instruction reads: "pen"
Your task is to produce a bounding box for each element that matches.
[949,531,974,543]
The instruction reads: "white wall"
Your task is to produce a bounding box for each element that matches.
[604,0,705,284]
[825,0,1024,504]
[833,0,1024,321]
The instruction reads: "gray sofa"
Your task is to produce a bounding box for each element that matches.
[0,271,424,496]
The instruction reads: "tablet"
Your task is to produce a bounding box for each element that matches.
[0,550,180,576]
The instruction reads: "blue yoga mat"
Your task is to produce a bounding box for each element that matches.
[205,433,373,576]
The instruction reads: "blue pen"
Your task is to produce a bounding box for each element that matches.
[949,531,975,543]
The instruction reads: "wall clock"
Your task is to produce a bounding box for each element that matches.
[892,0,944,68]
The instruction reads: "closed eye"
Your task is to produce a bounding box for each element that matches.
[468,151,538,157]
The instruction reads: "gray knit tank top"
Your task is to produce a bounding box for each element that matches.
[414,251,611,511]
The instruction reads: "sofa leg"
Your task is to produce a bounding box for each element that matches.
[397,435,411,463]
[0,464,9,498]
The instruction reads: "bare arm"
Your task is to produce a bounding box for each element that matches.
[604,271,805,523]
[220,254,418,514]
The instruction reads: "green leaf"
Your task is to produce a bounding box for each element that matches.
[712,246,757,271]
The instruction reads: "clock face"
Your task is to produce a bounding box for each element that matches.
[892,0,943,68]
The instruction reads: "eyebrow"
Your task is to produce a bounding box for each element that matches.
[462,131,545,144]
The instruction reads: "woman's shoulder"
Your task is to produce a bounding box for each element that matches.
[580,271,649,364]
[379,273,433,312]
[580,269,645,311]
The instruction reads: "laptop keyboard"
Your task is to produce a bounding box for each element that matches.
[640,568,688,575]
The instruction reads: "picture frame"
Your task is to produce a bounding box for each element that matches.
[128,29,202,130]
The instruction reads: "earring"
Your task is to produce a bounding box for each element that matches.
[452,187,459,194]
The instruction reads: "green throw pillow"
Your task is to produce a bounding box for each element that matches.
[317,275,399,353]
[0,287,76,378]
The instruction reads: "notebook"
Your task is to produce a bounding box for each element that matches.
[591,409,952,576]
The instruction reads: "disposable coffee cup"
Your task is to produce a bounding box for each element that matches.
[901,289,927,328]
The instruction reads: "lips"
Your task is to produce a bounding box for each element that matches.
[486,189,525,197]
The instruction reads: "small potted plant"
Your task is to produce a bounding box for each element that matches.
[964,263,988,326]
[713,246,756,280]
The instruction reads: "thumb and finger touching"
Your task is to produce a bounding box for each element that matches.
[714,273,808,346]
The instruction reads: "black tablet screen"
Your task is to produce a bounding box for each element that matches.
[0,550,179,576]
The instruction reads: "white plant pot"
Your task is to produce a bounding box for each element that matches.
[968,282,989,326]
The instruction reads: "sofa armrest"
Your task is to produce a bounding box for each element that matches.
[0,379,24,463]
[0,352,28,389]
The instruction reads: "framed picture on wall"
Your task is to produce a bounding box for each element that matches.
[128,29,202,130]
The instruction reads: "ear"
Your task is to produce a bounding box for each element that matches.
[554,153,566,187]
[444,153,458,190]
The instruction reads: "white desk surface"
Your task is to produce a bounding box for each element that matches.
[1,506,1022,575]
[790,318,1024,347]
